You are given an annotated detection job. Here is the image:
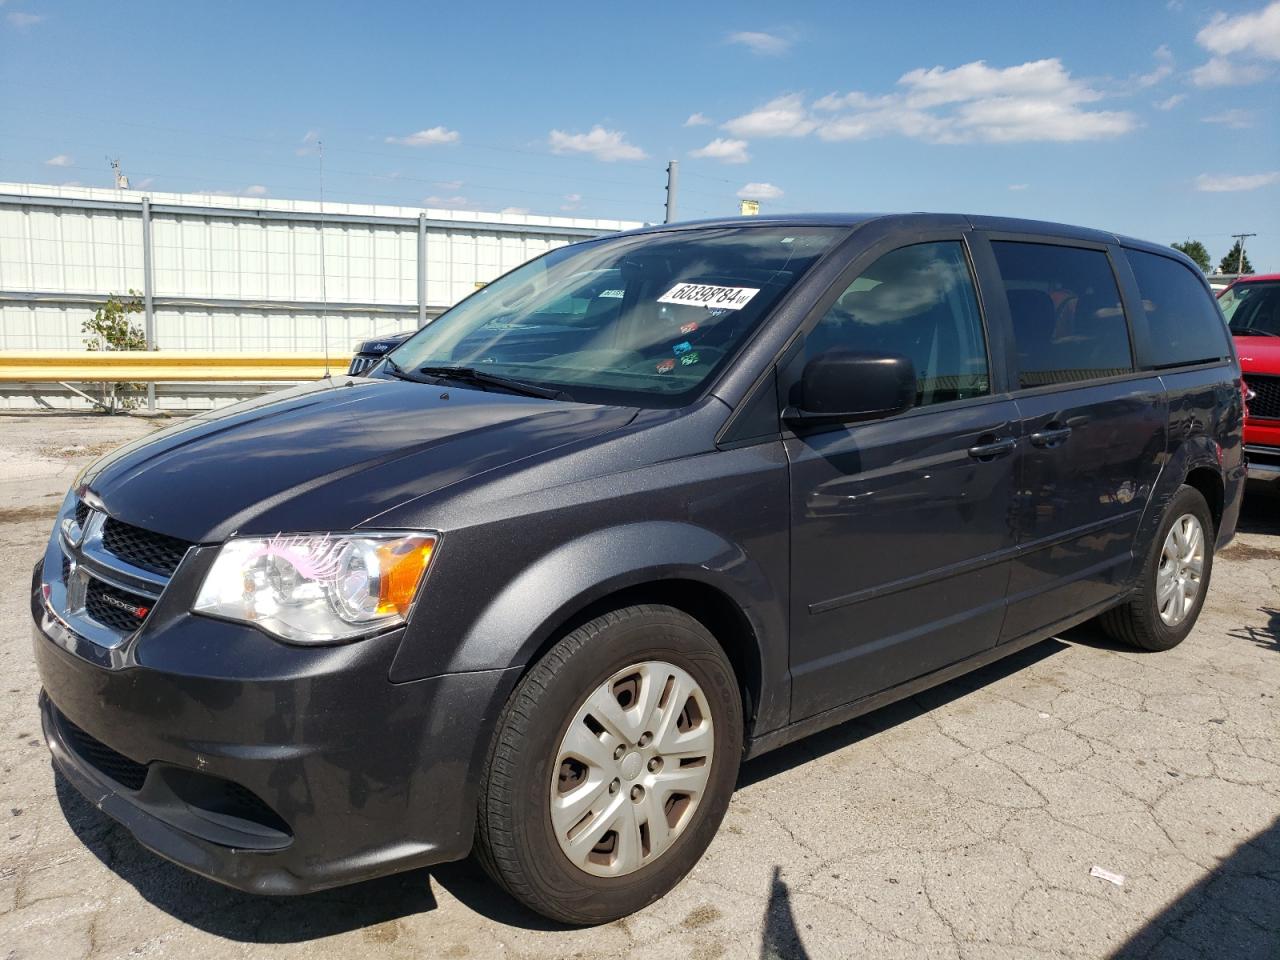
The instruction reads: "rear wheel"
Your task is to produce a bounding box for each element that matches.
[1100,484,1214,651]
[475,604,742,925]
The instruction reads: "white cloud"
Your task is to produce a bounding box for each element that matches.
[689,137,751,164]
[296,130,320,157]
[684,112,712,127]
[6,11,42,27]
[1197,2,1280,60]
[560,193,582,211]
[727,31,791,56]
[386,126,461,147]
[1190,3,1280,87]
[500,206,530,215]
[1194,171,1280,192]
[950,96,1134,142]
[1202,108,1255,128]
[433,179,464,191]
[1136,45,1175,86]
[896,58,1099,109]
[1008,183,1029,191]
[44,154,73,167]
[1155,93,1187,110]
[736,181,783,200]
[1190,56,1269,87]
[134,177,155,190]
[730,59,1136,146]
[548,125,647,162]
[722,94,817,138]
[242,185,268,197]
[425,194,470,207]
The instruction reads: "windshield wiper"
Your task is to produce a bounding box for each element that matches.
[1235,328,1279,337]
[380,356,428,382]
[419,365,571,401]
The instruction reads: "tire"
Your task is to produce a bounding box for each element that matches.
[474,604,743,925]
[1100,484,1215,651]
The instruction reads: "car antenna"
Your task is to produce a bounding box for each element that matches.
[318,138,331,379]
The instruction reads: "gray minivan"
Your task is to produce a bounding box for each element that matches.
[34,214,1245,924]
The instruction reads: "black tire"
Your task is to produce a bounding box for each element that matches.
[474,604,743,925]
[1099,485,1215,651]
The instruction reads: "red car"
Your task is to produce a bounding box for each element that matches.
[1219,273,1280,483]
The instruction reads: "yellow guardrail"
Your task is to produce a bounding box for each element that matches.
[0,352,353,382]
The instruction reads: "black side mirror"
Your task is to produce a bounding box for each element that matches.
[784,349,917,425]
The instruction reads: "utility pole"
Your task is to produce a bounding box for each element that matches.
[664,160,679,224]
[1231,233,1256,274]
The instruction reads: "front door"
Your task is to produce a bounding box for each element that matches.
[984,238,1167,642]
[785,238,1019,721]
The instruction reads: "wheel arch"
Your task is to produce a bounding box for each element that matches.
[392,521,789,740]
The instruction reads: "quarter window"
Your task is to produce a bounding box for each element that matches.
[804,241,990,407]
[992,241,1132,388]
[1126,250,1231,367]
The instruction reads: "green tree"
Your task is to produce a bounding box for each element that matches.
[1171,240,1211,274]
[1218,240,1254,276]
[81,290,150,412]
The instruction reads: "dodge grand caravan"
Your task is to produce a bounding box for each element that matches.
[33,214,1245,924]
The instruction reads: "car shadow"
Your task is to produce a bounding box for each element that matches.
[52,637,1073,941]
[738,636,1070,788]
[1236,481,1280,536]
[1109,815,1280,959]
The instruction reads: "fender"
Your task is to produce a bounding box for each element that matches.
[1127,432,1224,587]
[389,520,791,737]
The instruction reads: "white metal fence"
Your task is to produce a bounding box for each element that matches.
[0,182,642,410]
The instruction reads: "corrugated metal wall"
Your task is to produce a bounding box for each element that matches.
[0,182,642,409]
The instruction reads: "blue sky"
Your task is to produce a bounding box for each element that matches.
[2,0,1277,269]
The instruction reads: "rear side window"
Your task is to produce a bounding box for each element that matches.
[1126,250,1231,367]
[804,241,990,407]
[992,241,1132,388]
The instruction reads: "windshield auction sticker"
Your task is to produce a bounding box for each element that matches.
[657,283,760,311]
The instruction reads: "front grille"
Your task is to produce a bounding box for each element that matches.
[57,710,148,790]
[1245,374,1280,420]
[74,499,90,529]
[85,578,154,633]
[347,354,377,376]
[101,518,191,576]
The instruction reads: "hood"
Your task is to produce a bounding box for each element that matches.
[1234,334,1280,374]
[83,378,636,542]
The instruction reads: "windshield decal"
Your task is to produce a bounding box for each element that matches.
[658,282,761,311]
[673,340,693,356]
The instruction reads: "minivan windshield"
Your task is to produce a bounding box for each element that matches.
[1220,280,1280,337]
[385,225,846,406]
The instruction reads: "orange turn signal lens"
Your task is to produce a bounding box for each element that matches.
[375,536,436,616]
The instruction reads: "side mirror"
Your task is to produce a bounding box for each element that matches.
[784,349,916,425]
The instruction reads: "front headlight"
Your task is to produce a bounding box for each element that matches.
[193,532,437,644]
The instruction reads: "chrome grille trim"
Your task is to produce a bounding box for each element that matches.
[43,500,180,654]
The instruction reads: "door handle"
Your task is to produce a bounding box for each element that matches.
[967,437,1017,460]
[1029,426,1073,448]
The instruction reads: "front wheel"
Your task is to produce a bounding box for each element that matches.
[474,605,743,925]
[1100,484,1215,651]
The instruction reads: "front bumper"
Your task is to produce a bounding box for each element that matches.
[1244,444,1280,481]
[32,563,519,895]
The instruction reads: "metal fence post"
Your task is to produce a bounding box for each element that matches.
[141,196,156,412]
[417,212,427,329]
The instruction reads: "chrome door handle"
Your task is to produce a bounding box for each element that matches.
[968,437,1016,460]
[1030,426,1072,448]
